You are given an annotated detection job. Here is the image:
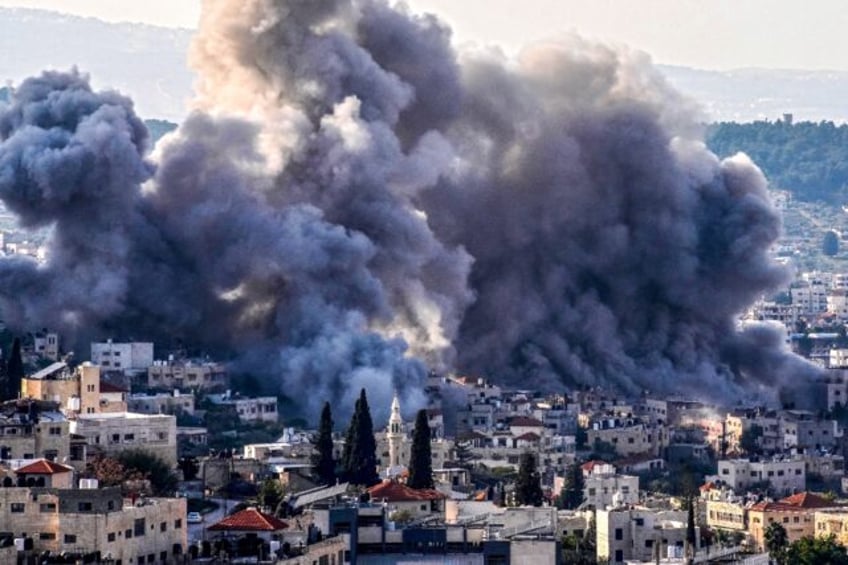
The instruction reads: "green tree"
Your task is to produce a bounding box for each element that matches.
[4,337,23,401]
[407,409,434,489]
[178,457,199,481]
[824,230,840,256]
[558,461,585,509]
[116,450,179,495]
[515,452,543,506]
[258,478,285,515]
[342,389,380,487]
[312,402,336,486]
[784,535,848,565]
[764,521,789,564]
[686,496,697,563]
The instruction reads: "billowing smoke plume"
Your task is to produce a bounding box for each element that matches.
[0,0,818,420]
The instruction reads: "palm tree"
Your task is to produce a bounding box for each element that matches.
[764,521,788,565]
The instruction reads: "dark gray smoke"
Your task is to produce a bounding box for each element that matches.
[0,0,819,420]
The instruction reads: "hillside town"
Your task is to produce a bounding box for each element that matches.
[0,312,846,564]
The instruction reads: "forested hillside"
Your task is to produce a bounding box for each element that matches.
[706,121,848,205]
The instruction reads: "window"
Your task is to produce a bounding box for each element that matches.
[615,549,624,562]
[125,529,132,539]
[108,533,116,542]
[39,503,56,512]
[615,528,623,540]
[11,503,24,513]
[64,534,77,544]
[111,434,120,443]
[721,468,729,475]
[134,518,146,537]
[160,522,167,532]
[124,434,135,441]
[49,427,61,436]
[78,502,92,512]
[39,532,55,540]
[174,519,182,529]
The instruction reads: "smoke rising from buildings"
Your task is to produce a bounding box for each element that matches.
[0,0,820,420]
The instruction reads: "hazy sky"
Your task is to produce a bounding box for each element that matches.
[0,0,846,71]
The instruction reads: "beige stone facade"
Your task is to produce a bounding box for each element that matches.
[70,412,177,466]
[148,360,227,391]
[21,362,126,417]
[0,485,186,562]
[0,408,72,464]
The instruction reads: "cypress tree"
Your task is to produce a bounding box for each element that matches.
[5,338,23,401]
[342,389,380,487]
[515,451,543,506]
[341,397,360,482]
[407,409,434,489]
[559,460,585,509]
[313,402,336,486]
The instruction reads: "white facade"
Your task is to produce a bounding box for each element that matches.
[716,457,805,495]
[91,340,154,372]
[584,474,639,509]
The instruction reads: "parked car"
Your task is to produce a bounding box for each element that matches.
[187,512,204,524]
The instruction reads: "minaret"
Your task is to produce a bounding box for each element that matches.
[388,392,403,469]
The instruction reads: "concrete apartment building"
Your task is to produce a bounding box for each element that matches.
[207,393,278,424]
[596,507,700,564]
[748,492,837,551]
[580,461,639,510]
[128,391,195,417]
[0,401,81,465]
[587,416,667,457]
[0,475,186,563]
[31,332,59,361]
[705,499,747,532]
[815,509,848,548]
[70,412,178,466]
[780,410,841,451]
[148,359,227,391]
[90,340,154,374]
[716,457,805,495]
[21,362,126,417]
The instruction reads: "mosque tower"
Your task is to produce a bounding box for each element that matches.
[388,391,403,469]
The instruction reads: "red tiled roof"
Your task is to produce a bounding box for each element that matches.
[700,482,716,492]
[514,432,541,441]
[99,381,127,393]
[16,459,72,475]
[750,492,838,513]
[508,416,544,427]
[208,508,289,532]
[779,492,835,509]
[580,460,608,472]
[368,480,446,502]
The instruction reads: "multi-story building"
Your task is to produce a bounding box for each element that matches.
[148,359,227,391]
[705,499,747,533]
[21,362,126,417]
[0,467,186,563]
[90,340,154,374]
[596,506,701,564]
[128,391,195,417]
[0,401,77,464]
[748,492,836,551]
[31,332,59,362]
[581,461,638,509]
[70,412,178,466]
[587,416,667,457]
[780,411,841,451]
[716,457,805,495]
[815,509,848,548]
[207,393,278,424]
